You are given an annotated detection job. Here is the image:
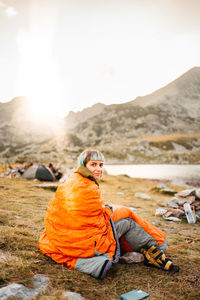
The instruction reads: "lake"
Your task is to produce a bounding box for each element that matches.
[105,164,200,182]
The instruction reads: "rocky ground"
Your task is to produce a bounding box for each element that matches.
[0,164,199,300]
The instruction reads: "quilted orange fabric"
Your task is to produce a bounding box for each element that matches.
[39,169,166,269]
[112,206,166,253]
[39,171,117,269]
[112,206,166,246]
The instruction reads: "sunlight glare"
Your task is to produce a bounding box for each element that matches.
[16,1,66,122]
[6,7,18,17]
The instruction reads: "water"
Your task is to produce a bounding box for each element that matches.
[105,164,200,182]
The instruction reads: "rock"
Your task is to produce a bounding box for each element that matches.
[0,275,48,300]
[62,291,85,300]
[195,188,200,199]
[156,183,176,195]
[183,203,196,224]
[116,192,124,195]
[0,252,8,261]
[153,184,175,195]
[170,197,186,206]
[160,188,175,195]
[157,184,168,190]
[119,252,144,264]
[162,208,184,219]
[33,260,40,264]
[162,215,182,222]
[134,193,152,200]
[170,209,185,218]
[35,183,59,191]
[170,178,188,187]
[166,199,179,209]
[163,211,174,218]
[161,187,200,222]
[175,189,196,198]
[182,196,196,204]
[155,208,168,216]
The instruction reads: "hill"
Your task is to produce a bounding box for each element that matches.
[0,98,105,164]
[71,67,200,163]
[0,67,200,164]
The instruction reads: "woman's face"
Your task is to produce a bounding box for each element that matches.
[85,160,104,180]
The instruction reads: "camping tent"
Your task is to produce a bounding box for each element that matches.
[22,165,56,181]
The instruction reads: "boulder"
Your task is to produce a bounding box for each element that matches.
[0,275,48,300]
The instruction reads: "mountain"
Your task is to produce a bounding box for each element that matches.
[64,103,106,129]
[0,97,58,162]
[132,67,200,113]
[0,98,106,163]
[70,67,200,164]
[0,67,200,164]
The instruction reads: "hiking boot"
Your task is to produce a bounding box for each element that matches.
[140,245,179,272]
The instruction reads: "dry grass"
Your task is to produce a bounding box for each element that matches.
[0,172,199,300]
[145,133,200,143]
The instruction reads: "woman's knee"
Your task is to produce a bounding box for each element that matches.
[114,218,132,238]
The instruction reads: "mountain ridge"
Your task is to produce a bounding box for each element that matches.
[0,66,200,164]
[131,66,200,108]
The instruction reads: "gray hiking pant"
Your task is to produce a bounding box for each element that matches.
[74,218,167,279]
[114,218,158,251]
[115,218,167,253]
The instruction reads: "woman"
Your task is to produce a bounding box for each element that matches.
[39,149,179,279]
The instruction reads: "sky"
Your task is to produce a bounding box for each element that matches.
[0,0,200,118]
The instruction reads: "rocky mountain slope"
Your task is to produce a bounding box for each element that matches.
[0,67,200,164]
[0,98,106,164]
[71,67,200,163]
[65,103,106,129]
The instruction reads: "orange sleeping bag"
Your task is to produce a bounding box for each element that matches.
[39,169,166,269]
[39,171,117,269]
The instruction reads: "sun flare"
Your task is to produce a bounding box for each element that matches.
[17,28,66,119]
[28,95,61,121]
[16,2,67,120]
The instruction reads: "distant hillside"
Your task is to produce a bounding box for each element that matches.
[132,67,200,113]
[65,103,106,129]
[0,98,106,163]
[0,67,200,164]
[70,67,200,164]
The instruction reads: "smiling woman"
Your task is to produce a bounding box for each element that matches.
[39,148,179,280]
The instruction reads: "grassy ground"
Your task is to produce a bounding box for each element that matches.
[0,168,199,299]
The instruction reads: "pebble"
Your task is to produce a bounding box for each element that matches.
[134,193,152,200]
[62,291,85,300]
[116,192,124,195]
